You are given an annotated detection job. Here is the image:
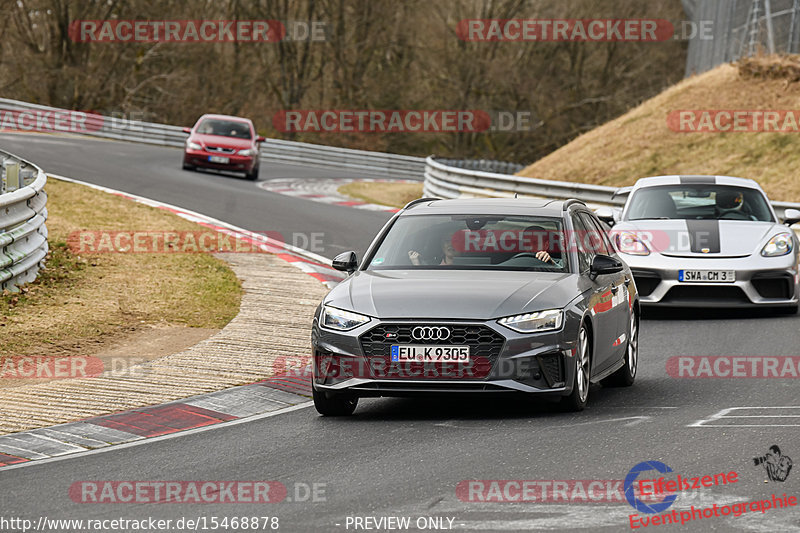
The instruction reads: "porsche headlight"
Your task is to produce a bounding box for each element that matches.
[762,233,793,257]
[320,305,371,331]
[615,231,650,256]
[498,309,563,333]
[187,141,202,150]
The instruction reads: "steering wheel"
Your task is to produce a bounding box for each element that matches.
[718,210,749,220]
[509,252,548,263]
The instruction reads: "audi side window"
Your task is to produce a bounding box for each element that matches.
[570,214,593,273]
[579,212,610,256]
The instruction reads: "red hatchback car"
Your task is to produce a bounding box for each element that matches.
[182,114,265,180]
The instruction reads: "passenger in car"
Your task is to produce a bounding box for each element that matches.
[408,235,457,265]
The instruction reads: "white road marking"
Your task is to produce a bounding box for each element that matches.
[689,406,800,427]
[546,416,651,429]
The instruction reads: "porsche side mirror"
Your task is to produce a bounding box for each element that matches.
[332,251,358,273]
[594,207,616,226]
[784,208,800,226]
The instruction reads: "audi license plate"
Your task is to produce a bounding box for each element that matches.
[679,270,735,283]
[391,345,469,363]
[208,155,229,163]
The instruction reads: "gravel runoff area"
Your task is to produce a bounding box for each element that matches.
[0,252,328,434]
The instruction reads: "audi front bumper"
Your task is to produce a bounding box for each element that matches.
[310,311,583,398]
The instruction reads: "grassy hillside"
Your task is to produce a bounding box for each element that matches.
[518,56,800,202]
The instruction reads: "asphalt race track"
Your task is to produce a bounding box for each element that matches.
[0,133,389,259]
[2,133,800,532]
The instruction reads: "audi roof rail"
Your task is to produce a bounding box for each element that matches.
[562,199,587,211]
[402,197,440,210]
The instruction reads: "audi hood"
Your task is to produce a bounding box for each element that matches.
[323,270,580,319]
[613,219,785,258]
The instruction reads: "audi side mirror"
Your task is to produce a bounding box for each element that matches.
[332,251,358,273]
[590,254,623,278]
[784,208,800,226]
[182,127,191,134]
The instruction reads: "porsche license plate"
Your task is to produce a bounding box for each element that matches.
[679,270,735,283]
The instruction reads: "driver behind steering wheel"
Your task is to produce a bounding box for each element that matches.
[522,226,565,268]
[715,190,750,219]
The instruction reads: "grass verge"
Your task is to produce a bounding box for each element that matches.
[0,178,242,357]
[338,181,423,208]
[518,55,800,202]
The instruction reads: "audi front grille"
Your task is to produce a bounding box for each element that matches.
[359,324,506,380]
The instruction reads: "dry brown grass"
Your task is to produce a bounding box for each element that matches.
[338,181,424,208]
[518,55,800,202]
[0,179,242,357]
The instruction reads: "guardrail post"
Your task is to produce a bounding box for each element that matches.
[4,161,20,193]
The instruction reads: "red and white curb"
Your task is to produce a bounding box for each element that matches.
[258,177,418,213]
[50,174,345,288]
[0,369,313,469]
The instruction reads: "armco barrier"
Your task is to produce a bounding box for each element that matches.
[0,150,48,291]
[0,98,425,180]
[423,156,800,214]
[423,155,625,206]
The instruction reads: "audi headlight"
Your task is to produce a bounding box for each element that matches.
[762,232,794,257]
[615,232,650,256]
[238,148,255,156]
[498,309,563,333]
[320,305,371,331]
[187,141,202,150]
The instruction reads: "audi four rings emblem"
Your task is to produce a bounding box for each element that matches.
[412,326,451,340]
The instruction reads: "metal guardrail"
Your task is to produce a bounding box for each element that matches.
[0,150,48,292]
[423,156,800,214]
[0,98,426,180]
[423,156,625,206]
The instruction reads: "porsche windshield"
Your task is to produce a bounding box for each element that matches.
[366,214,569,272]
[625,185,774,222]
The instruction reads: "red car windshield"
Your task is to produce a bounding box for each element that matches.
[196,119,252,139]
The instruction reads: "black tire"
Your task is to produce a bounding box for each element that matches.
[245,165,260,180]
[182,162,195,171]
[312,387,358,416]
[602,309,638,387]
[562,323,591,412]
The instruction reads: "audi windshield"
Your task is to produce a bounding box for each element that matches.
[365,214,569,272]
